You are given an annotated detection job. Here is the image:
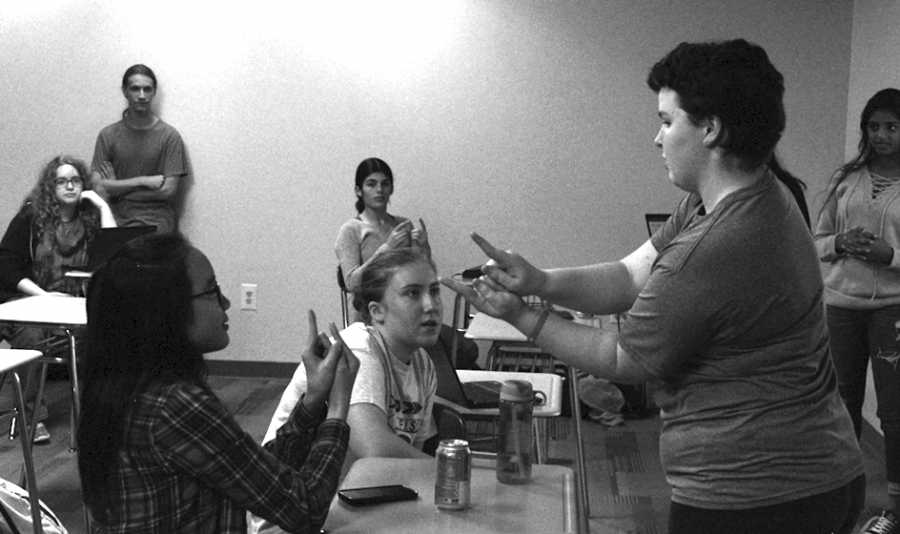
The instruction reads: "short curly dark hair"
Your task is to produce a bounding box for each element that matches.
[647,39,785,170]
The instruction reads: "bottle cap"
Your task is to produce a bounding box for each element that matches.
[500,380,533,402]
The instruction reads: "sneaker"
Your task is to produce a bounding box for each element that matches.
[32,422,50,445]
[861,510,899,534]
[587,408,625,427]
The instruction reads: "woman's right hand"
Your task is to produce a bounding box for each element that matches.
[472,233,548,297]
[301,311,359,420]
[385,219,413,250]
[440,270,529,325]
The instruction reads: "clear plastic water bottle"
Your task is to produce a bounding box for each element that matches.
[497,380,533,484]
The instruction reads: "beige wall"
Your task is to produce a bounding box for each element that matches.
[0,0,853,364]
[846,0,900,432]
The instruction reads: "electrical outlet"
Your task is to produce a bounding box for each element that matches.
[240,284,258,310]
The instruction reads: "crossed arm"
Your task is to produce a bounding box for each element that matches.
[91,161,181,202]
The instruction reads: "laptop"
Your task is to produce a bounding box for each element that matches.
[66,226,157,273]
[431,344,503,409]
[645,213,670,237]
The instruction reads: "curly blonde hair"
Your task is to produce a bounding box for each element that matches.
[23,155,101,239]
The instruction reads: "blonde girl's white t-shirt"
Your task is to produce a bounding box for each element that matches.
[344,323,437,448]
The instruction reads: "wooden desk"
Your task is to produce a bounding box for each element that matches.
[464,312,591,533]
[0,349,46,533]
[0,296,87,451]
[324,457,578,533]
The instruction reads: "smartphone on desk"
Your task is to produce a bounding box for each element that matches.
[338,485,418,506]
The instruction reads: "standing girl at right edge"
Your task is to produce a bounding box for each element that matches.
[815,88,900,534]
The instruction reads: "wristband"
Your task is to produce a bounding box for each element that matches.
[528,308,550,341]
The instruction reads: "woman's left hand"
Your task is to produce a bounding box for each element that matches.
[79,190,104,207]
[411,218,429,249]
[850,233,894,265]
[440,273,528,324]
[301,310,342,415]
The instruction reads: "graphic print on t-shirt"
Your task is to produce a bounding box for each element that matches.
[389,397,424,440]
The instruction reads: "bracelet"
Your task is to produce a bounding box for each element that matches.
[528,308,550,341]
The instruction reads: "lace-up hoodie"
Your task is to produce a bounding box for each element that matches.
[815,166,900,309]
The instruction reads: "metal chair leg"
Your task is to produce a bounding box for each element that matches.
[66,330,80,452]
[567,365,590,533]
[11,370,43,533]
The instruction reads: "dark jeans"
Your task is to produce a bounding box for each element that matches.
[827,305,900,487]
[668,474,865,534]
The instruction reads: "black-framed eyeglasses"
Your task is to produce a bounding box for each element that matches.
[54,177,84,188]
[191,284,225,308]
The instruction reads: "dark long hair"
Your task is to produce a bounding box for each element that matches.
[78,233,205,516]
[23,155,102,239]
[352,248,434,324]
[820,88,900,212]
[647,39,807,221]
[355,157,393,213]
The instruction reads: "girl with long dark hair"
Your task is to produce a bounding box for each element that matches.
[77,234,359,533]
[815,88,900,533]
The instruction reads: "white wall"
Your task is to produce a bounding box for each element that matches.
[0,0,853,364]
[846,0,900,433]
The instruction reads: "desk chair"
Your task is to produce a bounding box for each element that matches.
[422,403,468,456]
[0,349,46,533]
[7,333,82,451]
[337,265,351,328]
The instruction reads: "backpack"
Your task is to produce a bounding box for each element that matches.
[0,478,68,534]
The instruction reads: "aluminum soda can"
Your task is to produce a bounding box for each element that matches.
[434,439,471,510]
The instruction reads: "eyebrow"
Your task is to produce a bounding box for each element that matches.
[401,281,440,290]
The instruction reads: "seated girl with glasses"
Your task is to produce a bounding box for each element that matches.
[0,155,115,443]
[77,234,360,533]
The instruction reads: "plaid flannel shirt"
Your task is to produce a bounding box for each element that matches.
[89,381,349,534]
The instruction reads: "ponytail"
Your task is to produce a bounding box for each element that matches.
[768,155,810,228]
